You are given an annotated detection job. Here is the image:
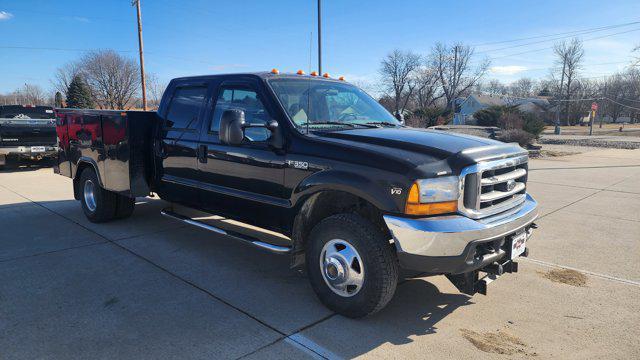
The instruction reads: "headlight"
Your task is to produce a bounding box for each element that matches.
[405,176,459,216]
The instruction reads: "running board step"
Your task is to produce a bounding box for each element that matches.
[160,209,291,254]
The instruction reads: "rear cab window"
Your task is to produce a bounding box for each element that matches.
[163,86,208,130]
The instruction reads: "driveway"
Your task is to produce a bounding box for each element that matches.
[1,149,639,359]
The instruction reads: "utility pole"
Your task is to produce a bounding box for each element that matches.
[317,0,322,74]
[133,0,147,111]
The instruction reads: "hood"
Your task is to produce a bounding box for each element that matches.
[319,127,500,158]
[316,127,527,175]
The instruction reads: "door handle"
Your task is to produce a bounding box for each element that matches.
[154,140,168,159]
[198,144,208,163]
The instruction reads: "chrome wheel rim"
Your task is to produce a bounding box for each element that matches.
[319,239,364,297]
[84,180,97,212]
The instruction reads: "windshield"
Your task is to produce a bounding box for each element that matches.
[0,106,55,120]
[268,78,399,129]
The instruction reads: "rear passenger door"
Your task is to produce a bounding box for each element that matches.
[156,81,212,205]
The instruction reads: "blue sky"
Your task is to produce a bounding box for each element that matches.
[1,0,639,94]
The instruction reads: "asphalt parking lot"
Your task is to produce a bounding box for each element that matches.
[1,148,639,359]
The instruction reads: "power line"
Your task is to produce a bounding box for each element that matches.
[472,20,640,47]
[0,45,135,53]
[3,8,126,23]
[0,45,220,66]
[616,97,640,103]
[605,97,640,111]
[476,21,640,55]
[488,27,640,60]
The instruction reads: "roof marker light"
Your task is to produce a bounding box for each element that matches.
[322,73,330,78]
[271,68,280,74]
[338,76,345,81]
[296,70,305,75]
[310,71,318,76]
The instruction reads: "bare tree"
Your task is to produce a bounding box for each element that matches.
[431,42,489,111]
[379,49,422,116]
[52,61,83,97]
[0,84,52,106]
[599,72,639,124]
[146,73,167,109]
[624,68,640,123]
[412,67,442,109]
[486,79,507,95]
[21,84,47,105]
[535,79,553,97]
[81,50,140,109]
[510,78,535,98]
[553,38,584,125]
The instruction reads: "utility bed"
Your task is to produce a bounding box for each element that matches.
[55,109,158,197]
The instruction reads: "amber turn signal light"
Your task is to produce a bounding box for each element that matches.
[404,183,457,216]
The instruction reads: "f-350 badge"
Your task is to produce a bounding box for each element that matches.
[286,160,309,170]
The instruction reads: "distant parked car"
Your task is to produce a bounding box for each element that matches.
[0,105,57,169]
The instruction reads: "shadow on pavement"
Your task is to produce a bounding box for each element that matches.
[0,157,54,173]
[297,279,473,358]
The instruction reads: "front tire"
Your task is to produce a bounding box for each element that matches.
[79,168,117,223]
[306,213,398,318]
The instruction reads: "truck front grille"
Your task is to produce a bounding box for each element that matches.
[460,155,529,219]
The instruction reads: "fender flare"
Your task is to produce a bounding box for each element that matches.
[290,170,400,214]
[72,157,105,200]
[74,157,104,186]
[288,170,400,268]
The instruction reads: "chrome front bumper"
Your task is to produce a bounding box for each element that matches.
[384,194,538,258]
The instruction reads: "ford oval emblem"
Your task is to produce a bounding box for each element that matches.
[506,179,516,191]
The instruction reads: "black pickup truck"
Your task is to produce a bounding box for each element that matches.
[54,71,538,318]
[0,105,57,169]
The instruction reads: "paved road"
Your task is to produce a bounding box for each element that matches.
[1,149,639,359]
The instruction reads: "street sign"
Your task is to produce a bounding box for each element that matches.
[591,102,598,111]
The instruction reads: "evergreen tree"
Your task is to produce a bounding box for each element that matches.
[66,75,94,108]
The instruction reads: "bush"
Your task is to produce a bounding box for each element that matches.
[498,112,524,130]
[474,107,501,127]
[522,114,546,139]
[497,129,533,147]
[411,106,448,127]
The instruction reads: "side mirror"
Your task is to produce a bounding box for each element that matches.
[219,109,246,145]
[266,120,283,149]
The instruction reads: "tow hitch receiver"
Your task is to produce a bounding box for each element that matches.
[446,260,519,296]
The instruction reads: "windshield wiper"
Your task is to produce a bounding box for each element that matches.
[300,121,379,128]
[365,121,402,127]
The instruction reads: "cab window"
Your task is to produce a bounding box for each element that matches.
[210,87,272,142]
[164,86,207,130]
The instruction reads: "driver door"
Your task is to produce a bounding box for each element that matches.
[196,79,288,231]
